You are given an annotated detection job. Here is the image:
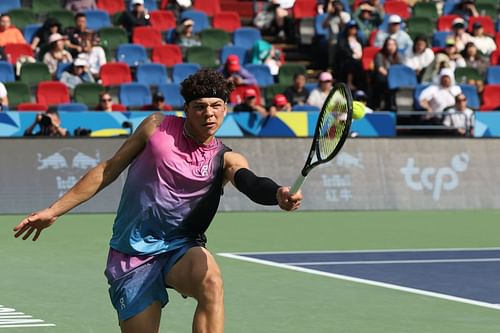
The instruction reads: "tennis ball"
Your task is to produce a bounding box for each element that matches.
[352,101,366,120]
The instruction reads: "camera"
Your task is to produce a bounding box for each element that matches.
[40,115,53,127]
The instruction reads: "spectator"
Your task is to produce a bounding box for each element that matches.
[65,0,96,12]
[270,0,295,41]
[24,110,68,137]
[0,14,26,47]
[250,39,282,76]
[172,18,201,59]
[419,68,462,117]
[65,13,93,58]
[119,0,151,38]
[31,18,62,53]
[322,0,350,68]
[371,37,401,111]
[442,93,474,136]
[422,38,466,83]
[403,35,435,82]
[471,22,497,58]
[233,87,268,117]
[449,17,473,52]
[43,33,73,76]
[307,71,334,108]
[141,92,173,111]
[335,20,365,91]
[218,55,258,86]
[450,0,478,21]
[60,57,95,90]
[283,73,310,106]
[78,31,106,78]
[374,15,413,56]
[268,93,291,115]
[353,2,382,46]
[461,42,487,93]
[0,81,8,111]
[95,92,114,112]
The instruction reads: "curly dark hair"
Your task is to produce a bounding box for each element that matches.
[180,69,235,105]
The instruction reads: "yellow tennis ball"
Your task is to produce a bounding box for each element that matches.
[352,101,366,120]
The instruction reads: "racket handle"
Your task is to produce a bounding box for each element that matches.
[290,175,306,195]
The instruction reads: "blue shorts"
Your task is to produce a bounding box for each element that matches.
[104,241,202,321]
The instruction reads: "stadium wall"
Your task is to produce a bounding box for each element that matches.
[1,138,499,214]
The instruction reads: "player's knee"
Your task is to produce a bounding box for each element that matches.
[197,273,224,305]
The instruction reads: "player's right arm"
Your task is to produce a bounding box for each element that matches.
[13,113,165,241]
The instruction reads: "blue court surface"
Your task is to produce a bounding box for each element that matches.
[219,248,500,310]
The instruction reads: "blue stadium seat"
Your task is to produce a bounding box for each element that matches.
[486,66,500,84]
[432,31,450,48]
[292,104,321,112]
[136,63,168,86]
[116,43,148,67]
[57,103,89,112]
[459,84,480,109]
[388,65,418,89]
[220,45,247,65]
[180,10,210,33]
[0,0,21,13]
[413,83,431,110]
[443,0,461,15]
[143,0,158,11]
[84,9,111,31]
[314,13,328,39]
[244,64,274,87]
[157,83,185,109]
[172,63,201,84]
[119,82,152,107]
[55,62,72,80]
[233,27,262,50]
[305,82,317,92]
[23,23,42,43]
[0,61,15,82]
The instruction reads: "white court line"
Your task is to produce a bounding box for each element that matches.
[0,324,56,328]
[218,252,500,311]
[286,258,500,266]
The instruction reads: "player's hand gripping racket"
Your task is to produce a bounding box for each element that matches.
[290,82,355,195]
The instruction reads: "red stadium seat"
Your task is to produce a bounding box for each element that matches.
[491,50,500,66]
[36,81,70,106]
[229,84,262,105]
[213,11,241,32]
[4,43,33,64]
[16,102,48,111]
[467,16,495,36]
[100,63,132,86]
[437,15,460,32]
[480,85,500,111]
[111,103,127,111]
[495,32,500,49]
[220,0,253,19]
[150,10,176,32]
[132,26,163,48]
[194,0,221,16]
[151,44,183,67]
[97,0,125,14]
[361,46,380,71]
[384,1,411,20]
[292,0,317,19]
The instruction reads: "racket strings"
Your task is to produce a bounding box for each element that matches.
[317,89,348,160]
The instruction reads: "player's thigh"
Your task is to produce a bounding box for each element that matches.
[119,301,162,333]
[165,246,223,298]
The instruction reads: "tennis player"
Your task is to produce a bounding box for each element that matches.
[13,69,303,333]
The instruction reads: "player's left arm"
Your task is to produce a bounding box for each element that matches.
[224,152,302,211]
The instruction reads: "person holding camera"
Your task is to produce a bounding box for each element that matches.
[24,110,68,137]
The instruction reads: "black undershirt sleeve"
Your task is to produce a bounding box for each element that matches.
[233,168,280,205]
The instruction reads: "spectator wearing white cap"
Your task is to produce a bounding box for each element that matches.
[419,68,462,116]
[374,15,413,56]
[307,71,334,108]
[60,57,95,90]
[471,22,496,57]
[43,33,73,76]
[119,0,151,38]
[449,17,473,52]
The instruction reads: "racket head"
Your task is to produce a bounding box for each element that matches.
[301,82,353,176]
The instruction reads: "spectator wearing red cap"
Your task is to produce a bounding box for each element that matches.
[269,93,291,115]
[307,71,334,108]
[218,55,258,86]
[233,87,268,117]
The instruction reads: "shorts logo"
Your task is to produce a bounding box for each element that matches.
[119,297,126,310]
[200,165,209,177]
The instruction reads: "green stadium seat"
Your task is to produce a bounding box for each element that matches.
[32,0,64,15]
[278,63,306,86]
[264,84,288,105]
[19,62,51,86]
[186,46,219,68]
[4,82,32,108]
[200,28,231,51]
[455,67,483,83]
[47,10,75,30]
[7,8,37,30]
[406,16,435,40]
[412,2,439,22]
[74,83,105,107]
[99,27,128,52]
[475,4,498,21]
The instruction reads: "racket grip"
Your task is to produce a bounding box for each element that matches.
[290,175,306,195]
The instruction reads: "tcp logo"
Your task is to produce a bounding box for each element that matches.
[400,153,469,201]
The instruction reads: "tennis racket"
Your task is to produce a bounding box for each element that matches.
[290,82,354,195]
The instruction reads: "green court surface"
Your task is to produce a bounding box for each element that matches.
[2,210,500,332]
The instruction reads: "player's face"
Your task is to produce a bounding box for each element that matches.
[185,97,227,144]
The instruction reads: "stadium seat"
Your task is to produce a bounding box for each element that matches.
[384,1,411,20]
[443,0,461,15]
[220,45,248,65]
[4,82,31,108]
[23,23,42,43]
[0,62,15,82]
[32,0,61,14]
[244,64,275,88]
[194,0,221,16]
[413,83,431,110]
[486,66,500,84]
[36,81,70,106]
[157,83,185,109]
[406,17,435,40]
[84,10,112,31]
[361,46,380,71]
[136,63,168,86]
[413,2,439,22]
[200,29,231,50]
[74,82,105,107]
[388,65,418,89]
[264,84,287,105]
[152,44,183,67]
[475,3,497,20]
[467,16,495,36]
[46,10,75,29]
[314,13,328,40]
[180,10,211,34]
[143,0,159,11]
[213,11,241,32]
[455,67,483,83]
[172,63,201,83]
[149,10,176,32]
[4,43,34,65]
[16,102,48,111]
[97,0,125,15]
[132,26,163,48]
[99,27,128,51]
[19,62,51,86]
[55,62,73,80]
[186,46,219,68]
[292,0,317,19]
[292,104,321,111]
[116,43,148,67]
[490,50,500,66]
[458,84,480,109]
[7,8,36,30]
[119,83,152,108]
[111,103,127,111]
[220,0,254,19]
[230,84,262,105]
[480,84,500,110]
[496,32,500,49]
[0,0,21,13]
[100,62,132,86]
[437,15,460,32]
[432,31,451,48]
[277,63,306,86]
[233,27,262,50]
[57,103,89,112]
